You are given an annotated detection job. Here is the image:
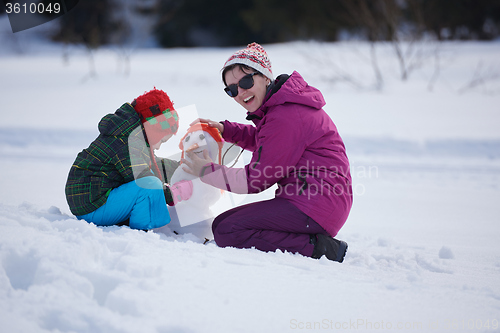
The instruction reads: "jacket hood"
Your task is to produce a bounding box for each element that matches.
[247,71,325,122]
[98,103,142,137]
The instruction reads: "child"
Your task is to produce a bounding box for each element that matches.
[65,88,193,230]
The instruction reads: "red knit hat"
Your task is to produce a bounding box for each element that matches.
[132,88,179,145]
[222,42,273,80]
[179,123,224,165]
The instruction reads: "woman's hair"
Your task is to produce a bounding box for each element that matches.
[222,64,263,86]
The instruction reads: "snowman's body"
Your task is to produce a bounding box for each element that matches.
[166,128,222,240]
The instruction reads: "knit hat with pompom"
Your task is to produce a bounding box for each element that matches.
[222,42,273,81]
[132,88,179,145]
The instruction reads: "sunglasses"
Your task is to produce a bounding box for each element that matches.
[224,72,258,97]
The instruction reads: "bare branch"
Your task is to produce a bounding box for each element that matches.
[458,61,500,94]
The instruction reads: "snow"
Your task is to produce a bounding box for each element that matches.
[1,18,500,332]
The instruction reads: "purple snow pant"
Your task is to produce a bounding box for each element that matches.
[212,197,328,257]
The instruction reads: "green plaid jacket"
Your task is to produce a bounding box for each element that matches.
[65,103,179,216]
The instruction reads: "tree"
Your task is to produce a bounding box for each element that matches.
[49,0,123,48]
[154,0,255,47]
[338,0,436,81]
[419,0,500,40]
[239,0,349,44]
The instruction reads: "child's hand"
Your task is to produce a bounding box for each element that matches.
[182,149,213,177]
[169,180,193,205]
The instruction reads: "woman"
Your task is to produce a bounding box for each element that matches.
[183,43,352,262]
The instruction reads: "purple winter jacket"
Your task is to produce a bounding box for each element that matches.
[200,71,352,236]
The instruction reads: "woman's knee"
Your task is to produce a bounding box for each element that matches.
[212,214,229,245]
[211,204,245,235]
[212,214,238,247]
[212,213,258,248]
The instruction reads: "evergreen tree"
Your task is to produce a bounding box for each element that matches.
[49,0,122,48]
[154,0,255,47]
[419,0,500,40]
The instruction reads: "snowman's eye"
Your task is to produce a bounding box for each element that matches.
[185,135,190,142]
[199,134,205,140]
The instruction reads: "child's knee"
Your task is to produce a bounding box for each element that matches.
[135,176,163,190]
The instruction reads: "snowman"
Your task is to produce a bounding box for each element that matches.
[166,123,224,240]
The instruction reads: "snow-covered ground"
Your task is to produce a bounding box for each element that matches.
[1,17,500,332]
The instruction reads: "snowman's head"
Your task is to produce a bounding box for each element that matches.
[179,123,224,164]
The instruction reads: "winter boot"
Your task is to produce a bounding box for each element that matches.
[310,234,348,263]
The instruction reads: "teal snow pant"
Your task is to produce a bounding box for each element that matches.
[77,176,171,230]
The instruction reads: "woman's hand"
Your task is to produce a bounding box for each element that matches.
[190,118,224,134]
[182,149,213,177]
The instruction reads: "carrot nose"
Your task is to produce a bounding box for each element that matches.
[186,143,199,153]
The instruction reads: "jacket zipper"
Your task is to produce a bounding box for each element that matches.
[252,146,263,169]
[298,173,308,195]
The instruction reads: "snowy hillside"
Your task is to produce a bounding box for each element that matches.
[1,18,500,332]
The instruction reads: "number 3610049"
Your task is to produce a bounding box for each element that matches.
[5,2,61,14]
